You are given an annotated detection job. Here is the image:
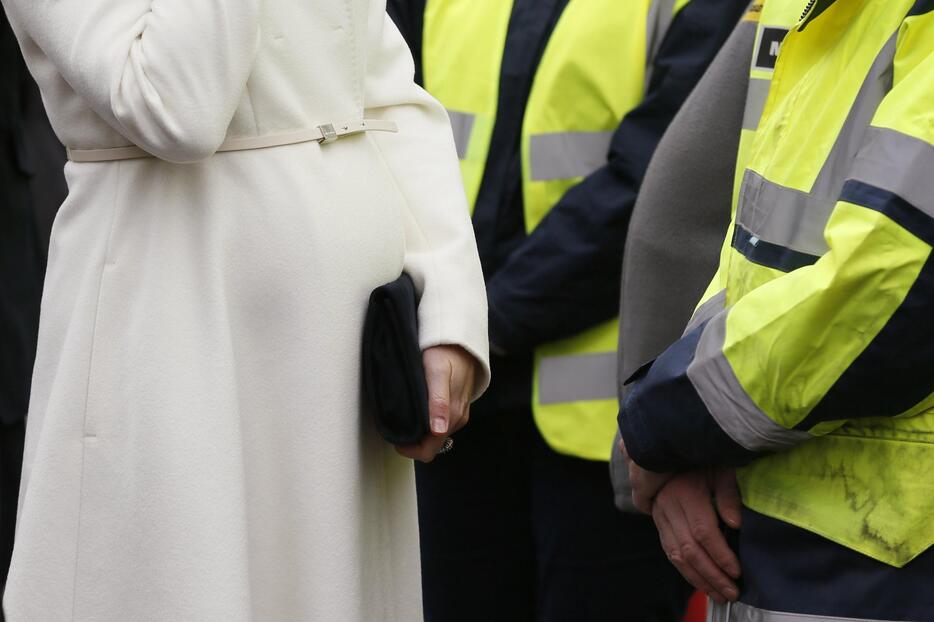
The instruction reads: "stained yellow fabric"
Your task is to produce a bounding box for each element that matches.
[702,0,934,566]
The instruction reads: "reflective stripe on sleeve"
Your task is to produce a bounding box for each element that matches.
[849,127,934,219]
[735,171,831,261]
[538,352,617,404]
[683,289,727,335]
[529,131,615,181]
[686,312,810,452]
[446,109,475,160]
[618,319,764,471]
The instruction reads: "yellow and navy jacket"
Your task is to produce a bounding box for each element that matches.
[389,0,749,460]
[621,0,934,569]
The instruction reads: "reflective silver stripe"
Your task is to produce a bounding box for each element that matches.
[529,131,614,181]
[735,33,896,257]
[687,311,810,452]
[735,170,831,257]
[710,600,904,622]
[708,601,732,622]
[742,78,772,131]
[683,289,727,336]
[644,0,677,87]
[850,126,934,218]
[810,34,896,199]
[538,352,618,405]
[446,109,475,160]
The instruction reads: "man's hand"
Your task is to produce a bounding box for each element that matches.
[618,436,673,513]
[395,345,477,463]
[651,469,743,604]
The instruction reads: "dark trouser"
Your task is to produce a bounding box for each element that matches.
[415,355,691,622]
[1,420,26,622]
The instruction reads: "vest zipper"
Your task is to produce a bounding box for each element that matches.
[799,0,817,21]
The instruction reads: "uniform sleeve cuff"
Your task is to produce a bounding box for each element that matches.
[618,321,763,472]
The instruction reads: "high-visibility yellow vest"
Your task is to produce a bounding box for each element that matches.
[694,0,797,306]
[423,0,689,461]
[691,0,934,566]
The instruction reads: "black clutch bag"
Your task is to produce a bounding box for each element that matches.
[361,273,431,446]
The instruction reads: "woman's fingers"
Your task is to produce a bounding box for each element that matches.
[447,355,472,434]
[450,347,476,433]
[395,436,446,463]
[423,345,475,435]
[395,346,478,463]
[450,403,470,433]
[423,351,453,436]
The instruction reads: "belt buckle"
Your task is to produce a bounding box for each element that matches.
[317,123,339,144]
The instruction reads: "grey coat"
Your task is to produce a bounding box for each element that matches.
[611,15,757,511]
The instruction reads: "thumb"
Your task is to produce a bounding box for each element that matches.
[424,351,453,436]
[712,468,742,529]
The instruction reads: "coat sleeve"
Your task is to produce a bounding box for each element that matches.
[1,0,260,162]
[619,27,934,473]
[362,2,491,398]
[483,0,750,354]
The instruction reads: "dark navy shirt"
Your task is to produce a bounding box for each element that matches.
[469,0,570,279]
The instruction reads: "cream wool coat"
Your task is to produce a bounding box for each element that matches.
[1,1,490,620]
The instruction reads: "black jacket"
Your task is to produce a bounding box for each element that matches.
[0,9,66,426]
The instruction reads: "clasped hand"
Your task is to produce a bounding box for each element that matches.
[395,345,477,463]
[619,438,743,604]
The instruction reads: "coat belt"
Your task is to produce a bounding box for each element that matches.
[66,119,399,163]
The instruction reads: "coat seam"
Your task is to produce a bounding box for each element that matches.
[342,0,363,111]
[71,160,123,620]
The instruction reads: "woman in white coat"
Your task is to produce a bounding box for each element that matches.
[0,0,490,620]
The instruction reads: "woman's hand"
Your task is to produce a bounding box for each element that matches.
[395,345,477,463]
